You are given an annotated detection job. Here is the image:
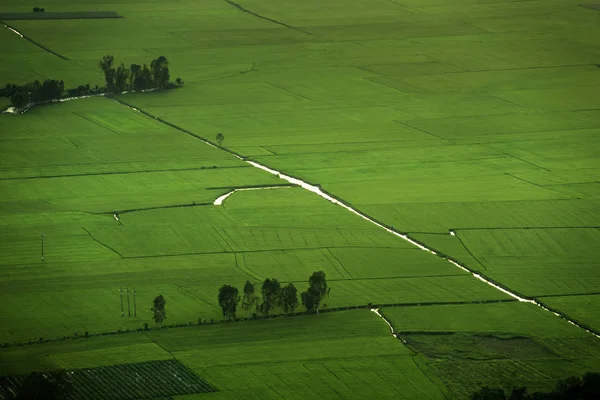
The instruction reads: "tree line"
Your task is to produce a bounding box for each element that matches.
[218,271,330,320]
[471,372,600,400]
[98,54,182,93]
[0,54,183,110]
[148,272,329,327]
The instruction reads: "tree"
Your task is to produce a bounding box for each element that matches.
[10,90,29,109]
[150,56,170,88]
[218,284,240,319]
[260,278,281,315]
[151,294,166,325]
[176,77,184,87]
[216,133,224,148]
[114,63,130,93]
[8,370,72,400]
[98,54,116,91]
[134,64,153,90]
[130,64,141,89]
[241,280,258,317]
[281,283,298,314]
[301,271,329,312]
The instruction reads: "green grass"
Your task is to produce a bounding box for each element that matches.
[383,302,587,338]
[540,294,600,332]
[1,310,450,399]
[1,0,599,397]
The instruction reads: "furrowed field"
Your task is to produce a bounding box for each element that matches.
[0,0,599,399]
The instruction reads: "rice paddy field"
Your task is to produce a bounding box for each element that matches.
[1,0,599,398]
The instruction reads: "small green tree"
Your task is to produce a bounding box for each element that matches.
[216,133,224,148]
[218,284,240,320]
[151,294,166,325]
[281,283,298,314]
[175,77,184,87]
[241,280,258,317]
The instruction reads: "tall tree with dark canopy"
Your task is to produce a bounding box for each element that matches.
[150,56,170,88]
[98,54,116,92]
[281,283,298,314]
[114,63,130,93]
[134,64,153,90]
[241,280,258,317]
[301,271,329,312]
[218,284,241,319]
[151,294,166,325]
[260,278,281,315]
[129,63,141,89]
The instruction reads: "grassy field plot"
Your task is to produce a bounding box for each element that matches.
[539,294,600,333]
[382,302,599,398]
[150,309,449,399]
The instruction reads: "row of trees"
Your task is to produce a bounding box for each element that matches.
[98,54,182,93]
[471,372,600,400]
[218,271,330,320]
[1,80,66,109]
[0,55,183,110]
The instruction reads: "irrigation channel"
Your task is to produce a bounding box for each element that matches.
[46,96,595,341]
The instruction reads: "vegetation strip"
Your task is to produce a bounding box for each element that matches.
[1,22,69,60]
[0,359,217,399]
[107,98,600,340]
[224,0,313,35]
[0,166,246,181]
[0,11,122,20]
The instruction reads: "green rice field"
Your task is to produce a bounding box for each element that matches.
[1,0,599,398]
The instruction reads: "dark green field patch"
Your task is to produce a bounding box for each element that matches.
[0,12,122,20]
[0,359,216,399]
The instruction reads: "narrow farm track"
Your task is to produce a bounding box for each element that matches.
[109,97,600,340]
[1,21,69,60]
[213,185,295,205]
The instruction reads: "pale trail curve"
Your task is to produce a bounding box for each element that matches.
[107,98,599,340]
[213,186,294,205]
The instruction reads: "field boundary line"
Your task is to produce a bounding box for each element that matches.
[504,173,579,198]
[326,248,354,279]
[1,21,70,60]
[224,0,313,35]
[453,232,487,270]
[109,97,600,340]
[0,166,249,181]
[81,227,123,257]
[452,226,600,231]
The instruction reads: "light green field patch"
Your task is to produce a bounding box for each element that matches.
[492,85,600,112]
[362,199,600,233]
[0,232,119,265]
[383,302,587,338]
[328,247,465,279]
[240,248,350,282]
[326,275,509,307]
[49,342,172,369]
[404,111,600,139]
